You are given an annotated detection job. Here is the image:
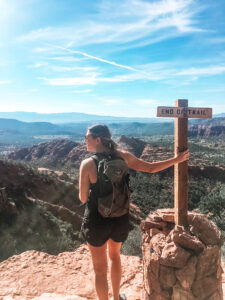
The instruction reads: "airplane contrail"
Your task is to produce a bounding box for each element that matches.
[51,45,140,72]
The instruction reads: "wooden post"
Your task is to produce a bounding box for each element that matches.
[174,100,188,226]
[157,101,212,227]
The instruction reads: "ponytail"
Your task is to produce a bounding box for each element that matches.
[100,137,118,155]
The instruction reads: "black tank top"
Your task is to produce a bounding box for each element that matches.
[82,151,122,223]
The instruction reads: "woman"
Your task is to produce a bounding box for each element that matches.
[79,124,189,300]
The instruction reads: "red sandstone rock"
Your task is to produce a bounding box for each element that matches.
[148,271,162,294]
[141,220,167,231]
[32,294,88,299]
[9,140,79,162]
[143,231,151,243]
[149,252,160,280]
[0,244,143,300]
[171,226,204,252]
[150,233,167,256]
[149,228,162,237]
[195,245,221,280]
[207,290,223,300]
[142,241,153,295]
[161,214,175,223]
[188,213,224,246]
[147,214,162,223]
[143,242,160,295]
[160,242,191,269]
[156,208,175,215]
[149,290,170,300]
[175,256,197,290]
[172,283,197,300]
[143,211,225,300]
[192,276,221,300]
[159,265,176,289]
[117,135,147,157]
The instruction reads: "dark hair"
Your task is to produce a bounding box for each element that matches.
[88,124,118,154]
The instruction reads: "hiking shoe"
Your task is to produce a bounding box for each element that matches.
[119,294,126,300]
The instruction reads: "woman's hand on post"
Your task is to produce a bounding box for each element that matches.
[176,149,189,163]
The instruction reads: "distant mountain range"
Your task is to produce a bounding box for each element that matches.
[0,118,174,138]
[0,111,223,124]
[0,111,165,124]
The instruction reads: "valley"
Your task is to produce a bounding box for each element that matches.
[0,117,225,262]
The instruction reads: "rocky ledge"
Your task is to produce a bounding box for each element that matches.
[0,244,143,300]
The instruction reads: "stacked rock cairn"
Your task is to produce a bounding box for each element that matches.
[141,208,224,300]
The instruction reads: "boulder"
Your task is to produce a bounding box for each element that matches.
[148,271,162,294]
[150,233,167,256]
[171,226,204,253]
[175,256,197,290]
[172,283,197,300]
[195,246,220,279]
[155,209,175,223]
[141,220,167,231]
[149,290,170,300]
[192,276,220,300]
[159,265,176,289]
[160,242,191,269]
[207,290,223,300]
[188,214,224,246]
[149,228,162,237]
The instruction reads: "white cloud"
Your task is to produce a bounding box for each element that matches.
[209,36,225,44]
[33,47,54,53]
[41,76,97,86]
[28,63,48,68]
[28,89,39,93]
[103,99,120,104]
[39,60,225,87]
[72,89,92,94]
[50,65,97,72]
[212,104,225,114]
[0,80,11,85]
[49,56,85,62]
[177,65,225,76]
[17,0,204,48]
[136,99,157,105]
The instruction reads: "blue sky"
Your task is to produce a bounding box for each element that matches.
[0,0,225,117]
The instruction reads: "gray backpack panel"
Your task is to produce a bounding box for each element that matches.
[92,153,130,218]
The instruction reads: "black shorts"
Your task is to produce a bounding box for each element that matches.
[81,213,130,247]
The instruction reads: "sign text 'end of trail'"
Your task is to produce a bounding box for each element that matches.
[157,106,212,119]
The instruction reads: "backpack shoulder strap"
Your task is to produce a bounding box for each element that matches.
[91,154,99,169]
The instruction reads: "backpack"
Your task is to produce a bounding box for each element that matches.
[92,153,131,218]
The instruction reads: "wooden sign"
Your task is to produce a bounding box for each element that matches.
[157,106,212,118]
[157,99,212,227]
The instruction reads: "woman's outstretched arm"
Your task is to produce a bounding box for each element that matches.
[119,149,189,173]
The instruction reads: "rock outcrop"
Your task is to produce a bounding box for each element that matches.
[117,135,147,157]
[141,145,172,162]
[0,244,143,300]
[0,160,84,262]
[141,209,224,300]
[188,124,225,137]
[7,136,148,168]
[8,139,79,162]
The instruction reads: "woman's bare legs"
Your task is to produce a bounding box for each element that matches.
[108,239,122,300]
[88,242,108,300]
